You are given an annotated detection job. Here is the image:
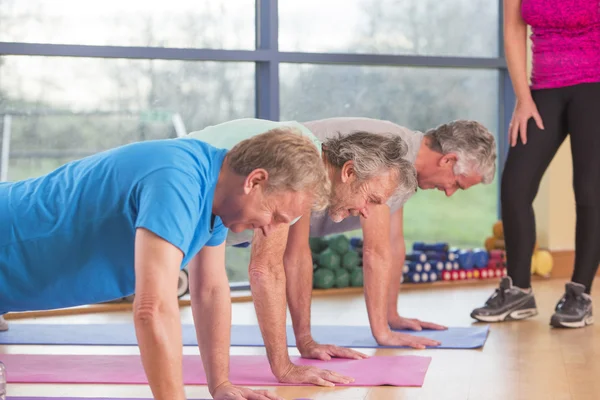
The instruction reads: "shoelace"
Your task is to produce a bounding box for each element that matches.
[557,291,585,313]
[486,287,506,307]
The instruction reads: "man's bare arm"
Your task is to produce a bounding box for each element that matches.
[360,206,441,348]
[133,228,186,400]
[284,216,366,360]
[387,207,447,331]
[250,223,354,386]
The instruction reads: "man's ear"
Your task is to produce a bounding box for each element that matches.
[439,153,458,169]
[243,168,269,194]
[340,160,355,183]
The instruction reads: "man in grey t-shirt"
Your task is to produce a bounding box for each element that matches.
[280,117,497,359]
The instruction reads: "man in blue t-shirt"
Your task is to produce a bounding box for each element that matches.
[0,119,343,400]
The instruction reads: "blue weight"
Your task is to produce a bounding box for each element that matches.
[472,248,489,268]
[407,262,424,272]
[350,237,363,248]
[406,251,427,262]
[425,251,447,261]
[458,250,475,270]
[413,242,449,252]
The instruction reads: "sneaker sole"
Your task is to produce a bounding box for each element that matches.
[550,314,594,329]
[472,308,538,323]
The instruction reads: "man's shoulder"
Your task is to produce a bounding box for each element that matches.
[302,117,420,140]
[185,118,317,150]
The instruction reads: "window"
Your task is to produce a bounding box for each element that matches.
[281,63,499,248]
[0,1,510,288]
[0,0,255,49]
[279,0,499,57]
[0,56,255,181]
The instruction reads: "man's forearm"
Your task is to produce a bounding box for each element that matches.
[362,249,392,340]
[284,250,314,345]
[191,285,232,395]
[387,241,406,320]
[250,267,292,378]
[134,299,185,400]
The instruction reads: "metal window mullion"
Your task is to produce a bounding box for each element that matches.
[254,0,279,121]
[0,42,505,69]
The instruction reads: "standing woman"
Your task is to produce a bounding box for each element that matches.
[471,0,600,328]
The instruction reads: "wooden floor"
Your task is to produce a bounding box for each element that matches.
[2,277,599,400]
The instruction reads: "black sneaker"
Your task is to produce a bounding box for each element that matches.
[550,282,593,328]
[470,276,538,322]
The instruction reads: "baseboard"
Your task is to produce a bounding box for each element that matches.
[548,250,600,279]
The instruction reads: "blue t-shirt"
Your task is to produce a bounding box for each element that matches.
[0,138,228,313]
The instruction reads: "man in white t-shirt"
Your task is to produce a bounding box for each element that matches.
[282,117,496,359]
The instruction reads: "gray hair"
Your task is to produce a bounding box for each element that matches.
[322,131,418,199]
[227,127,331,211]
[425,120,497,184]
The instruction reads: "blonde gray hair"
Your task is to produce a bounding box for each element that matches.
[322,131,418,199]
[227,127,330,211]
[425,120,497,184]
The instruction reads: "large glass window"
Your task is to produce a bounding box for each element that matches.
[280,64,499,248]
[0,0,508,287]
[0,56,255,180]
[279,0,499,58]
[0,0,255,49]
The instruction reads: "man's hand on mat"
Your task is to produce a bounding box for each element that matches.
[375,330,441,349]
[388,315,448,331]
[213,381,284,400]
[297,337,368,361]
[277,363,355,387]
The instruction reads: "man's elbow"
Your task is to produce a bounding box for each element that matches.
[362,246,391,270]
[133,292,165,324]
[248,262,285,286]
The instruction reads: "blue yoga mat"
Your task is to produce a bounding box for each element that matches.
[0,323,488,349]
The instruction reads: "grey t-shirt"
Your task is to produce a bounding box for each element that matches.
[302,117,423,238]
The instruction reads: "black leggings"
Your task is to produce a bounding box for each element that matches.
[501,82,600,294]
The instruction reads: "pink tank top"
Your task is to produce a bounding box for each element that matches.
[521,0,600,90]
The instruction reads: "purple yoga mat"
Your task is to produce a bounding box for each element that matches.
[6,396,316,400]
[0,353,431,387]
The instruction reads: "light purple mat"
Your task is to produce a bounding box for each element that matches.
[0,353,431,387]
[0,323,489,349]
[7,396,313,400]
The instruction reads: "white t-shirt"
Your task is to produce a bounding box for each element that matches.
[302,117,423,238]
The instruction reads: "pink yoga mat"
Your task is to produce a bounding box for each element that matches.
[0,354,431,387]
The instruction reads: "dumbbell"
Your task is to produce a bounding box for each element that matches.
[342,250,360,269]
[472,248,489,268]
[350,268,363,287]
[406,251,427,263]
[433,261,445,272]
[413,242,449,253]
[333,268,350,288]
[309,237,328,253]
[350,237,363,249]
[457,250,475,270]
[406,262,424,273]
[489,249,506,262]
[314,268,336,289]
[329,235,350,255]
[319,248,341,269]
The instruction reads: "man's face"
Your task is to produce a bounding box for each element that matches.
[417,153,483,196]
[327,162,398,223]
[219,170,312,236]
